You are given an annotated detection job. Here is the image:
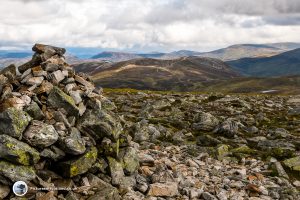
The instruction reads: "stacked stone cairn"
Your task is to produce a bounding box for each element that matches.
[0,44,139,199]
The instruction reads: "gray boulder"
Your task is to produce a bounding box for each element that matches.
[24,101,45,120]
[258,139,296,158]
[40,146,66,161]
[0,107,31,139]
[0,134,40,165]
[192,112,219,131]
[47,86,79,116]
[120,147,140,175]
[57,147,97,177]
[86,173,121,200]
[0,161,36,182]
[23,120,59,148]
[77,109,122,141]
[59,127,86,155]
[215,118,239,138]
[107,156,125,186]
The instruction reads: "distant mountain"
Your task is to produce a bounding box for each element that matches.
[90,43,300,62]
[72,60,112,75]
[91,51,142,61]
[265,42,300,51]
[0,58,30,69]
[198,44,285,61]
[0,51,32,59]
[84,57,240,91]
[90,50,202,62]
[227,48,300,77]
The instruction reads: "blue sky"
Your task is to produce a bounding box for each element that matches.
[0,0,299,53]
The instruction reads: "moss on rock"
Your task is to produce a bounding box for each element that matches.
[0,107,31,139]
[57,147,98,177]
[47,86,79,116]
[283,156,300,174]
[0,161,36,182]
[0,135,40,165]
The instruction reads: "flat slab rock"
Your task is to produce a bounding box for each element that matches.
[147,182,178,197]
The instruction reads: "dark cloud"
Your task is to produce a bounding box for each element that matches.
[263,15,300,26]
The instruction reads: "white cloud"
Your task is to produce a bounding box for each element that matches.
[0,0,299,52]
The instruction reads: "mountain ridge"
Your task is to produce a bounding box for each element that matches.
[74,56,240,91]
[227,48,300,77]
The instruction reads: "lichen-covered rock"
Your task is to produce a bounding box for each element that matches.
[258,140,296,159]
[77,109,122,141]
[59,127,86,155]
[197,135,221,146]
[120,147,139,175]
[216,144,229,160]
[231,145,257,155]
[0,161,36,182]
[101,97,116,111]
[47,86,79,116]
[0,107,31,139]
[215,118,239,138]
[86,173,121,200]
[0,134,40,165]
[24,101,45,120]
[283,156,300,173]
[23,120,59,148]
[57,147,97,177]
[100,137,120,157]
[40,146,66,161]
[131,119,153,142]
[107,156,125,186]
[192,112,219,131]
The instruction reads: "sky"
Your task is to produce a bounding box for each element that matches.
[0,0,300,53]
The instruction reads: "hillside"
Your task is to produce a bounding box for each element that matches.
[227,48,300,77]
[91,51,142,61]
[89,43,291,62]
[191,76,300,94]
[266,42,300,50]
[199,44,284,61]
[90,50,202,62]
[88,57,240,91]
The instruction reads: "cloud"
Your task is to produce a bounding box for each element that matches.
[0,0,299,52]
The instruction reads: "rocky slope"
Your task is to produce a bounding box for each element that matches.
[103,89,300,199]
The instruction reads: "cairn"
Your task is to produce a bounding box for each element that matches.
[0,44,139,199]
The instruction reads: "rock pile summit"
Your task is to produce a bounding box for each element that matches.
[0,44,138,199]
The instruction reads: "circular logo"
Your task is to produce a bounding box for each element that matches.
[12,181,28,196]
